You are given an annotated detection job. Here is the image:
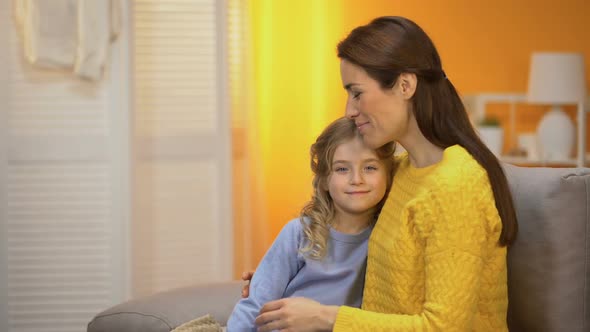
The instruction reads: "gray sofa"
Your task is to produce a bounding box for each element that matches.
[88,164,590,331]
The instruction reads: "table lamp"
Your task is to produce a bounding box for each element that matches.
[527,52,586,161]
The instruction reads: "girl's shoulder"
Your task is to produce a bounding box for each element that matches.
[271,218,308,247]
[282,217,307,234]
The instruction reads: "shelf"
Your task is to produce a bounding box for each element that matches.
[464,93,589,168]
[500,155,589,167]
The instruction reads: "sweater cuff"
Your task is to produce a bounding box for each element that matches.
[334,306,357,331]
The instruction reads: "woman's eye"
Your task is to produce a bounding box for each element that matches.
[353,92,362,100]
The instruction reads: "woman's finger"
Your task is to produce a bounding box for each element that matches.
[240,270,254,298]
[241,281,251,298]
[255,300,284,327]
[256,319,284,332]
[259,299,284,313]
[241,270,254,281]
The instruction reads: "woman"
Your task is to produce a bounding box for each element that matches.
[250,16,518,332]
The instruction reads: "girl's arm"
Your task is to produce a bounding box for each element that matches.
[227,219,305,331]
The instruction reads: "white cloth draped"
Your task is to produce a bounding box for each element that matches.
[13,0,121,81]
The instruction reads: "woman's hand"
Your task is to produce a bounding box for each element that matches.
[241,270,255,298]
[255,297,339,332]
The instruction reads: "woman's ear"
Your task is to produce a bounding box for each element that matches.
[397,73,417,100]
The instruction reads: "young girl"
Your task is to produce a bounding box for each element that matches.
[226,117,395,331]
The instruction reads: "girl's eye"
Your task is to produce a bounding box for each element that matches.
[335,167,348,173]
[365,165,378,171]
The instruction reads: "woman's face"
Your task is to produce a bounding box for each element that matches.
[340,59,412,149]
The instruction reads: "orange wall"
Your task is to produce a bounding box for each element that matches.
[339,0,590,94]
[243,0,590,268]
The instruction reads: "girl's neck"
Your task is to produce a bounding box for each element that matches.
[332,212,373,234]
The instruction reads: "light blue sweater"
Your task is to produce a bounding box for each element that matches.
[227,218,372,331]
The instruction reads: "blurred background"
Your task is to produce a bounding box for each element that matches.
[0,0,589,331]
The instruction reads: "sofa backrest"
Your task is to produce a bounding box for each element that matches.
[504,164,590,332]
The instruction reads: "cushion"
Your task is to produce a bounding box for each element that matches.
[171,314,221,332]
[504,164,590,331]
[87,281,242,332]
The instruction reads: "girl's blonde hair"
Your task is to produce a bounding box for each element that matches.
[300,117,396,259]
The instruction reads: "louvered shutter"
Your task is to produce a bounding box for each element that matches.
[0,1,129,331]
[131,0,232,297]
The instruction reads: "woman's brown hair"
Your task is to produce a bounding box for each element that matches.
[337,16,517,246]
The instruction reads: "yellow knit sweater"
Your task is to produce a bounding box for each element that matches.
[334,145,508,331]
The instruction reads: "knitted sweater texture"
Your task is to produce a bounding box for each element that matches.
[334,145,508,331]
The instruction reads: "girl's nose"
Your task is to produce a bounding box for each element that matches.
[349,170,364,185]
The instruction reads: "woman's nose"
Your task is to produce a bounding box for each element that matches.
[345,99,359,119]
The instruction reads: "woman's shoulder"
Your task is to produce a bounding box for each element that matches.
[432,145,489,192]
[394,150,409,162]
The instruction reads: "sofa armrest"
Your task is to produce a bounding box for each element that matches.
[504,165,590,331]
[87,281,243,332]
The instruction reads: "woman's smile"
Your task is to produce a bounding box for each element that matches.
[355,121,370,133]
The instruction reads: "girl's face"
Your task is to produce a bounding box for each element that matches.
[340,59,412,149]
[327,136,388,221]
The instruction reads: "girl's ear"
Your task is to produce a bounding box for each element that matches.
[397,73,417,100]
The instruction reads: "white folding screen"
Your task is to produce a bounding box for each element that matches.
[131,0,232,297]
[0,1,130,331]
[0,3,10,330]
[0,0,232,330]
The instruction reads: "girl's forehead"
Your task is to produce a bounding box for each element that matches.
[332,139,381,160]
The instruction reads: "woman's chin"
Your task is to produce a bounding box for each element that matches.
[362,134,387,149]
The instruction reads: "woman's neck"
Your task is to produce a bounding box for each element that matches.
[405,140,444,168]
[399,116,445,168]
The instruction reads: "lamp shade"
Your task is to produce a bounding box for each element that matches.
[527,52,587,104]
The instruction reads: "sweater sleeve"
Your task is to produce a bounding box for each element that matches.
[227,219,305,331]
[334,176,491,331]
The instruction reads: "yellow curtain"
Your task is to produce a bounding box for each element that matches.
[231,0,347,275]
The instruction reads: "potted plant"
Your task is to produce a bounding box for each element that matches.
[477,116,504,156]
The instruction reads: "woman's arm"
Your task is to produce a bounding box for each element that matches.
[227,219,305,331]
[256,180,494,331]
[256,297,339,332]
